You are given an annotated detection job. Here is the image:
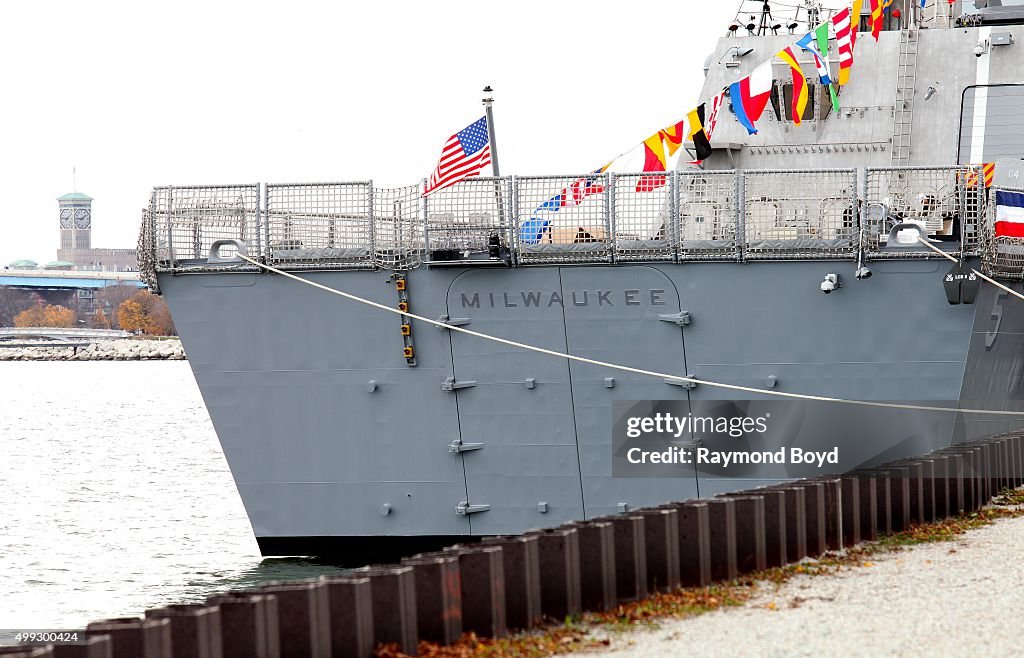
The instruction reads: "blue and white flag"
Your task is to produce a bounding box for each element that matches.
[795,32,833,86]
[519,172,606,244]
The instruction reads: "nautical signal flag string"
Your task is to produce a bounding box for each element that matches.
[520,102,721,243]
[595,3,870,167]
[515,2,876,243]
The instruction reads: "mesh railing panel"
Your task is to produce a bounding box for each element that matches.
[265,182,373,269]
[144,167,1003,275]
[514,174,612,264]
[424,177,512,260]
[743,169,858,260]
[153,185,261,270]
[864,166,985,258]
[374,184,423,270]
[982,185,1024,279]
[678,171,740,261]
[611,173,674,262]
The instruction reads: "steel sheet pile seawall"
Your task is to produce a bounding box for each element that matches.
[17,431,1021,657]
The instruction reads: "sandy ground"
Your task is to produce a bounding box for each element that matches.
[568,514,1024,657]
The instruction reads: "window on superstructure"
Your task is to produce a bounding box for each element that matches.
[770,83,782,121]
[781,81,815,122]
[818,84,833,121]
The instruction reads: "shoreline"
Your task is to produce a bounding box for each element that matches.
[0,339,186,361]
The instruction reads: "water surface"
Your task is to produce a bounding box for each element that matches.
[0,361,347,630]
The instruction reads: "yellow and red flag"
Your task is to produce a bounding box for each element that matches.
[965,163,996,189]
[870,0,894,41]
[635,117,692,192]
[777,47,809,126]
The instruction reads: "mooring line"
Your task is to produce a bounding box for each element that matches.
[236,253,1024,417]
[915,236,1024,304]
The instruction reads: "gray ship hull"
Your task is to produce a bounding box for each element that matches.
[159,259,1024,557]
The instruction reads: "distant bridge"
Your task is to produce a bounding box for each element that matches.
[0,327,131,344]
[0,268,145,291]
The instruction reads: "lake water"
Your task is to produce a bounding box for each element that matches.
[0,361,348,631]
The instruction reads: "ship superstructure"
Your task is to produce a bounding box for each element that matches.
[140,0,1024,557]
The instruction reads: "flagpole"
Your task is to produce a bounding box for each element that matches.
[482,86,509,260]
[482,86,501,176]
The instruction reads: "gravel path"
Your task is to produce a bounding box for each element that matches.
[570,514,1024,657]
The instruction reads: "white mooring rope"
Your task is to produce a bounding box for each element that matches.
[915,236,1024,304]
[235,253,1024,417]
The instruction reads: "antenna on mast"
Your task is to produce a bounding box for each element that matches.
[803,0,822,27]
[757,0,774,36]
[73,166,77,193]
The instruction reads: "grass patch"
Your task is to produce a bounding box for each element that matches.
[379,487,1024,658]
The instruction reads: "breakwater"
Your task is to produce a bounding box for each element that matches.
[6,432,1022,657]
[0,339,185,361]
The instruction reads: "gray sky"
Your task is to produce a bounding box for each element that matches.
[0,0,746,266]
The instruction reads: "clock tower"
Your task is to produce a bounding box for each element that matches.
[57,190,94,266]
[54,190,137,271]
[57,191,93,253]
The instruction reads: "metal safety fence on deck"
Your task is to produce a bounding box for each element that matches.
[863,166,986,258]
[744,168,858,260]
[982,182,1024,279]
[141,166,993,281]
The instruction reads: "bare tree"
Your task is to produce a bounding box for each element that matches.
[96,285,141,329]
[0,288,35,327]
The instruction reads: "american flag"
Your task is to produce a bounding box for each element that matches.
[423,116,492,196]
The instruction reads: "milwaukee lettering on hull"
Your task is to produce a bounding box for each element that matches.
[459,289,670,309]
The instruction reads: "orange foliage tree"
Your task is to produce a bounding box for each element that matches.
[13,303,77,328]
[117,299,146,333]
[91,308,112,329]
[116,291,175,335]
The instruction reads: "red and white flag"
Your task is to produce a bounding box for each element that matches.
[833,7,855,85]
[705,90,726,141]
[738,61,773,125]
[423,116,492,196]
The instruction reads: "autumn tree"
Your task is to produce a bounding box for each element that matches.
[116,290,175,335]
[117,299,146,333]
[0,288,36,327]
[91,308,112,329]
[13,303,76,328]
[96,285,142,329]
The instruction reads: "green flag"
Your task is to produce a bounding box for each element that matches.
[815,22,840,113]
[815,22,830,56]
